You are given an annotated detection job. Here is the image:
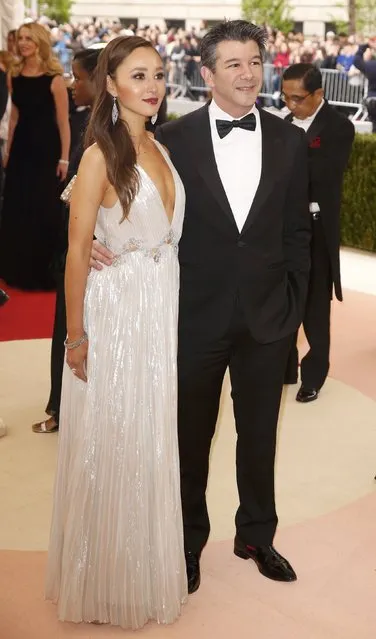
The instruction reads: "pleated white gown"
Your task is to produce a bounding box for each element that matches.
[46,141,187,629]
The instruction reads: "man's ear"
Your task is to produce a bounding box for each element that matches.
[106,74,117,98]
[201,65,215,89]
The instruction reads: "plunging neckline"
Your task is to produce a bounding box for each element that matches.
[137,140,177,228]
[100,141,178,229]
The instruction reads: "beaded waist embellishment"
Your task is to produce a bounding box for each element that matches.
[103,229,178,266]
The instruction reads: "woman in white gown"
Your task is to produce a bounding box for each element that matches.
[46,36,187,629]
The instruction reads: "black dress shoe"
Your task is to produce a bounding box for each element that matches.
[296,385,319,403]
[234,536,297,582]
[185,551,200,594]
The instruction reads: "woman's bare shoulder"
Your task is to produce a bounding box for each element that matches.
[80,143,106,169]
[76,144,108,194]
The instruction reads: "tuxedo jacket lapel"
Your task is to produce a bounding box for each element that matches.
[241,108,283,235]
[183,104,237,230]
[182,105,283,235]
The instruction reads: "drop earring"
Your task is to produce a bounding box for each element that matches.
[151,113,158,126]
[112,97,119,125]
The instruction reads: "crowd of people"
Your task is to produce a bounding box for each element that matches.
[38,17,368,69]
[0,13,372,631]
[2,16,375,110]
[41,17,374,90]
[17,15,376,125]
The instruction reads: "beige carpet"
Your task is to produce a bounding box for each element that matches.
[1,339,376,550]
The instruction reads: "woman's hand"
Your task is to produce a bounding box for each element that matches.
[57,159,69,181]
[66,340,88,382]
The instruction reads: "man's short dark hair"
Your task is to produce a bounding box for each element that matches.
[200,20,267,71]
[283,63,322,93]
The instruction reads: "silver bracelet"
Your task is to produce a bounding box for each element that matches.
[59,159,69,165]
[64,332,88,350]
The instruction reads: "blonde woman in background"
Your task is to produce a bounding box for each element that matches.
[0,23,70,290]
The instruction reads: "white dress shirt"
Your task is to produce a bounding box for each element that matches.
[291,99,325,213]
[209,100,262,232]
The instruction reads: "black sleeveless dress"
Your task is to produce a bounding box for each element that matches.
[0,74,62,290]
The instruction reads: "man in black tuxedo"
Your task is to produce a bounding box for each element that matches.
[91,21,311,592]
[282,64,354,402]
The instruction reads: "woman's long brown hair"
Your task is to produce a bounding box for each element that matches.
[85,36,157,221]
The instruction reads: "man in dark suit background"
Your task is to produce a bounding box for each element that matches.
[91,21,311,592]
[282,63,354,402]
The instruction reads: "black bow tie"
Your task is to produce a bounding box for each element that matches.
[216,113,256,139]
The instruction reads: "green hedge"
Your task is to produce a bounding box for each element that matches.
[341,134,376,252]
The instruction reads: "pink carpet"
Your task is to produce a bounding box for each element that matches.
[0,493,375,638]
[330,289,376,401]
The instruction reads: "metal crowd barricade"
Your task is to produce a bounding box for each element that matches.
[259,63,279,102]
[167,61,368,119]
[63,50,367,116]
[166,63,209,99]
[320,68,368,119]
[166,62,279,101]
